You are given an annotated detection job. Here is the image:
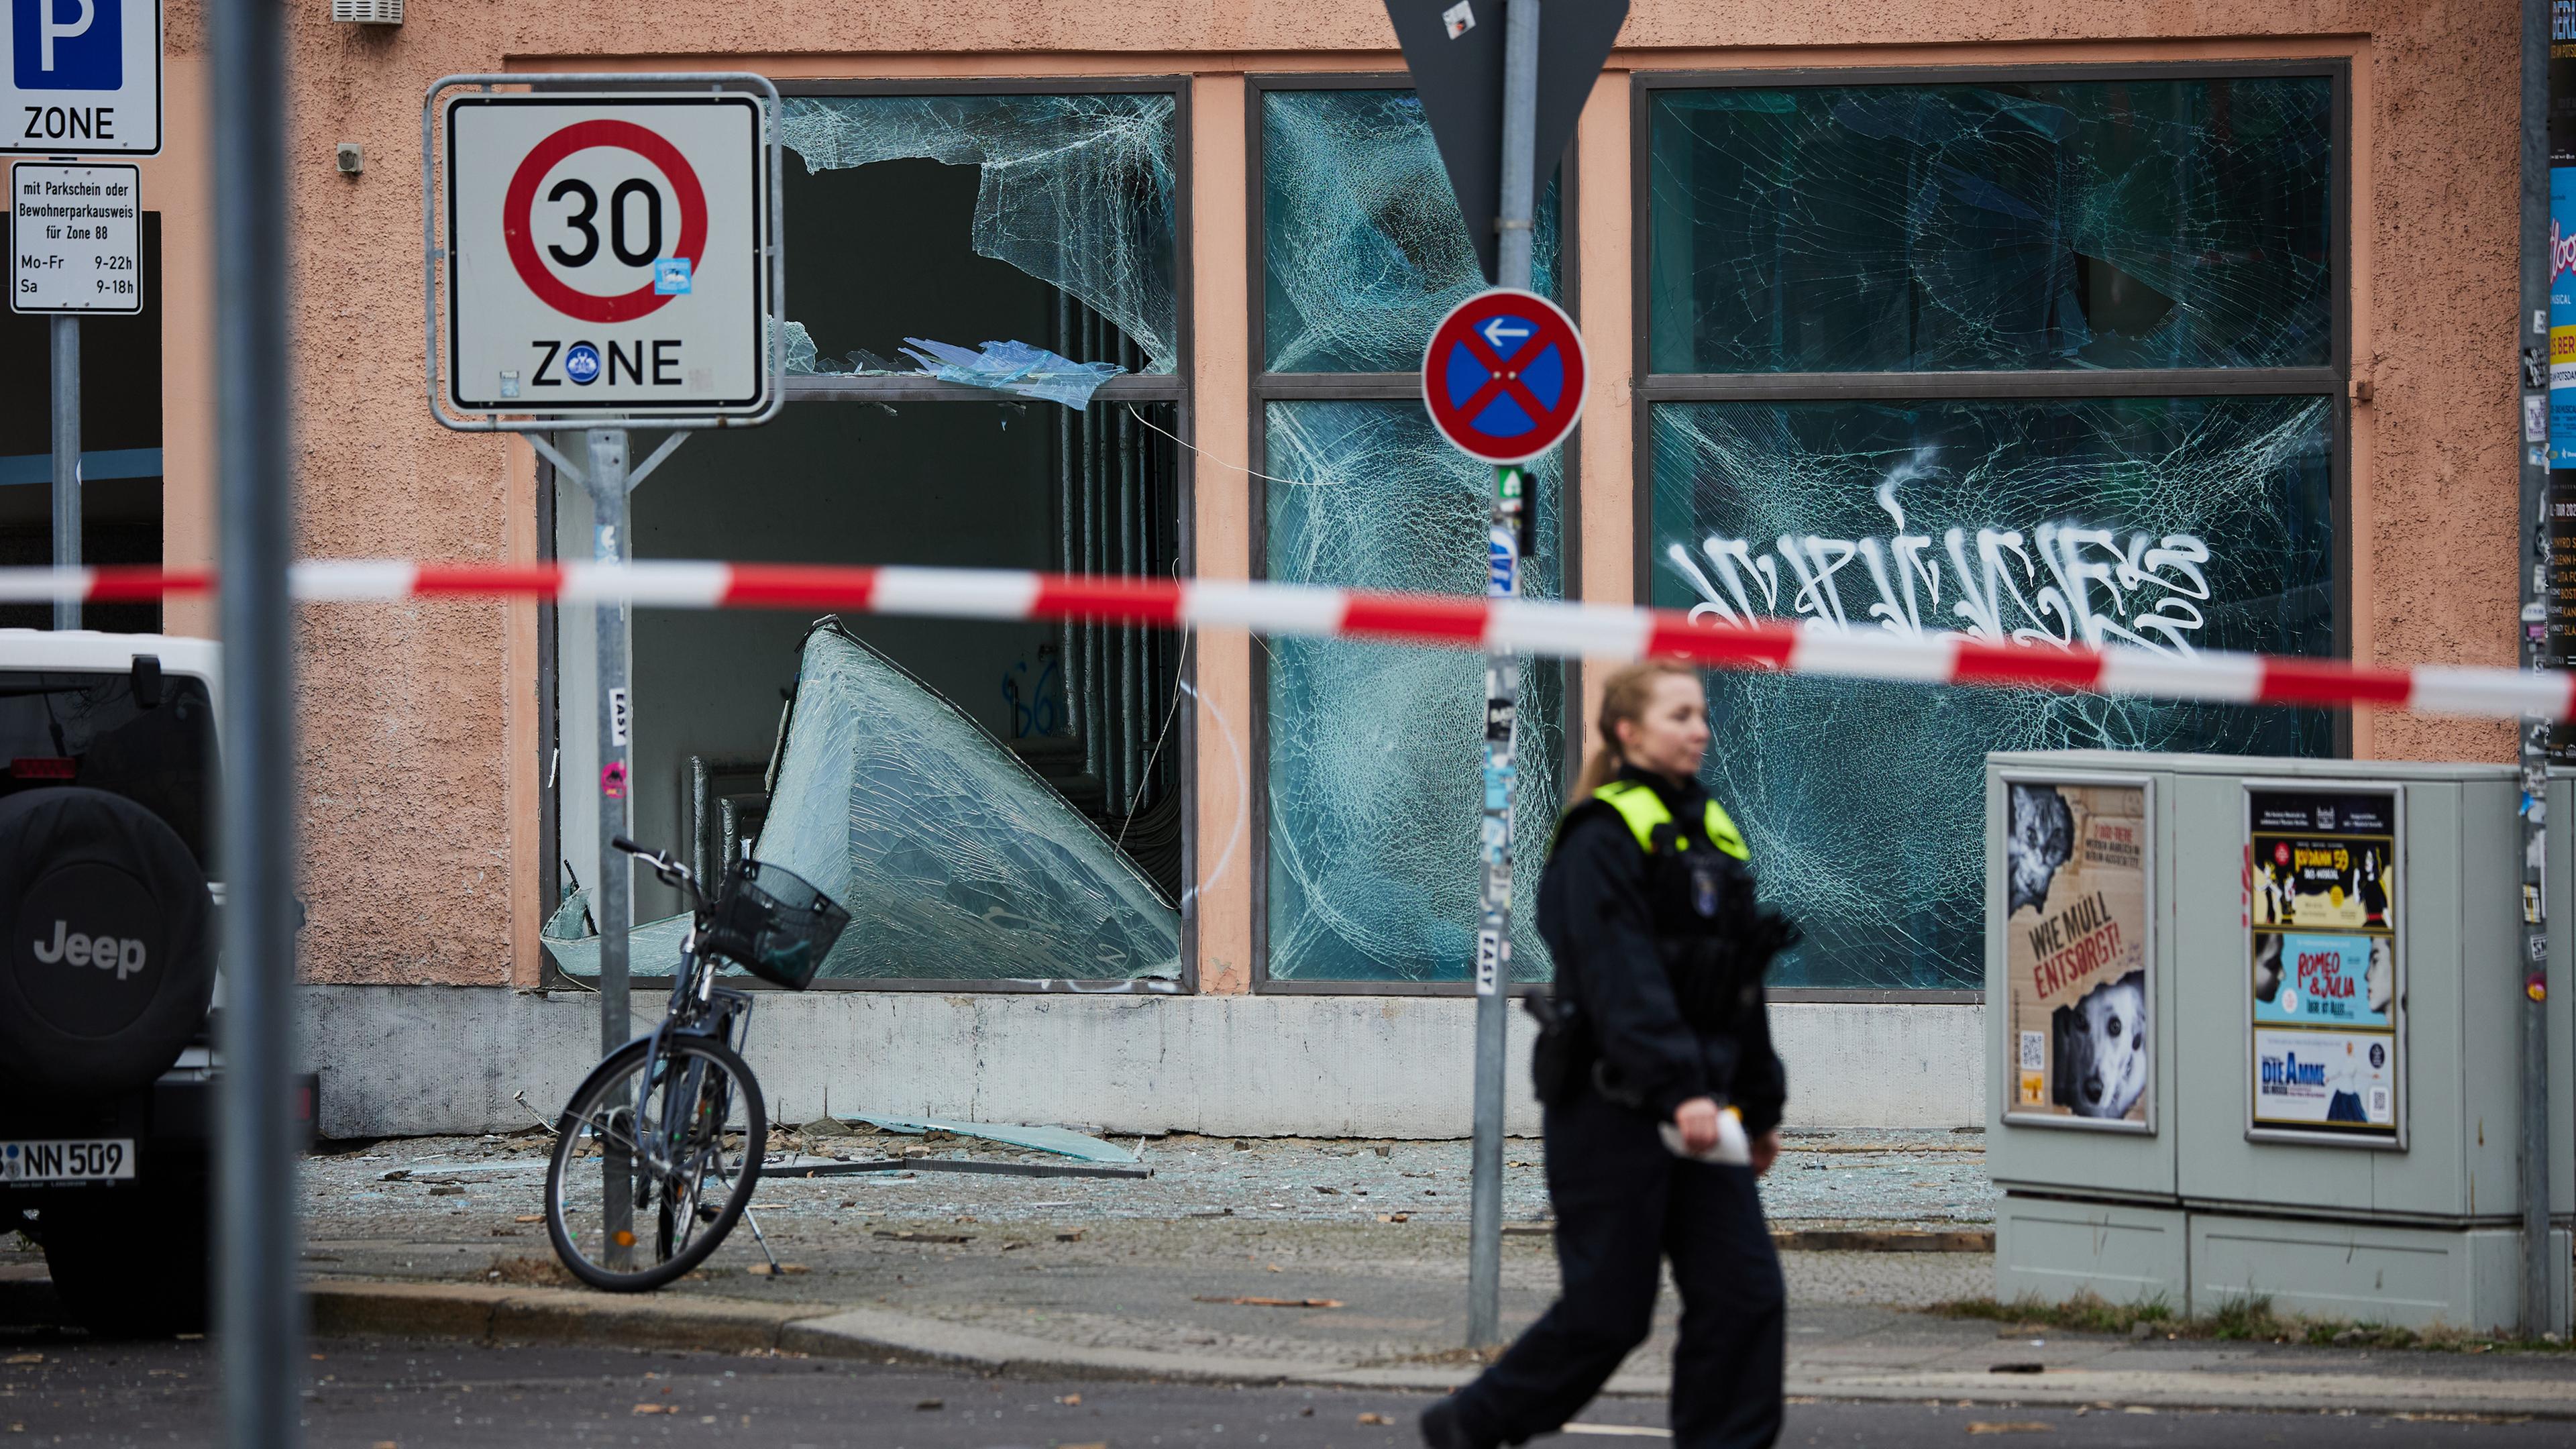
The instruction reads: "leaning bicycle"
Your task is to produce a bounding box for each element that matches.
[543,837,849,1291]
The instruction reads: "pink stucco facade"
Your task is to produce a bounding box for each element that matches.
[132,3,2524,988]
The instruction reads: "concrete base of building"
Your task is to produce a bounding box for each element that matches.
[299,985,1984,1141]
[1996,1192,2576,1335]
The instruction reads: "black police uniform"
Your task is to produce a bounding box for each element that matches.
[1436,765,1789,1449]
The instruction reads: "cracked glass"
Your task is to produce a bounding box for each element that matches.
[780,93,1179,374]
[1263,88,1562,374]
[1648,77,2334,374]
[1648,395,2334,989]
[548,621,1181,985]
[1263,401,1564,983]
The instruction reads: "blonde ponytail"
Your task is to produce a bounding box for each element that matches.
[1570,660,1699,805]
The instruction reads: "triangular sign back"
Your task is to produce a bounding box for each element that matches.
[1381,0,1629,284]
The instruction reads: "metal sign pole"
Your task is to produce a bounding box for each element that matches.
[50,315,78,631]
[1466,0,1543,1350]
[209,0,303,1441]
[2519,0,2558,1340]
[584,426,635,1267]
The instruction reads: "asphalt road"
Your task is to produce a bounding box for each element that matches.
[0,1336,2565,1448]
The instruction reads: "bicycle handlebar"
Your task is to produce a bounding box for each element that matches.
[610,836,704,905]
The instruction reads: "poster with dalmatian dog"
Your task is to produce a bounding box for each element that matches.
[2002,777,2152,1130]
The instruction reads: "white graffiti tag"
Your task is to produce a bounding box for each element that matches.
[1664,480,2212,655]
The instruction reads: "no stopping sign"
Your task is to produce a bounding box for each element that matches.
[441,90,773,421]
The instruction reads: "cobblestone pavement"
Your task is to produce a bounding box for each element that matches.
[268,1127,1996,1373]
[297,1124,1996,1234]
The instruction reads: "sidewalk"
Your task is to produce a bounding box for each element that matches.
[15,1128,2575,1417]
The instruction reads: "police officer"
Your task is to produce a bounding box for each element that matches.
[1424,660,1792,1449]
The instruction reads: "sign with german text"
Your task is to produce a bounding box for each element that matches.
[2002,776,2151,1132]
[9,160,138,312]
[2246,784,2404,1146]
[442,93,770,419]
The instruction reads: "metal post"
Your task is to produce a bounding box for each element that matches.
[50,317,79,631]
[2519,0,2558,1341]
[584,427,635,1268]
[1466,0,1543,1350]
[209,0,301,1441]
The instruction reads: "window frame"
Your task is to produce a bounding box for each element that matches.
[537,73,1200,996]
[1630,60,2351,1006]
[1243,72,1581,996]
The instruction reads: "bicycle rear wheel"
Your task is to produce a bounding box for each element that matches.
[543,1033,767,1291]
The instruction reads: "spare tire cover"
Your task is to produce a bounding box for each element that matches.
[0,786,215,1095]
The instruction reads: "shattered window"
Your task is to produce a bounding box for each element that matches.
[1263,88,1561,374]
[1642,72,2342,991]
[780,93,1178,374]
[1649,396,2334,989]
[1648,78,2332,373]
[548,622,1181,984]
[1262,401,1564,983]
[547,89,1188,985]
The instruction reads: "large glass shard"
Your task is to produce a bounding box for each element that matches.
[1262,89,1561,374]
[782,95,1179,373]
[1263,401,1563,983]
[1648,78,2332,373]
[547,621,1180,984]
[759,623,1179,981]
[1648,396,2334,989]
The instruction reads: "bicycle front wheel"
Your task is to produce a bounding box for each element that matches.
[543,1033,767,1292]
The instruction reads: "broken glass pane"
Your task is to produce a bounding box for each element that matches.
[897,337,1126,409]
[1263,88,1562,374]
[1648,78,2332,373]
[1649,395,2334,988]
[548,621,1181,984]
[781,94,1178,373]
[1263,400,1564,983]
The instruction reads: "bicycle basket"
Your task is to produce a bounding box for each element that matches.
[697,860,849,990]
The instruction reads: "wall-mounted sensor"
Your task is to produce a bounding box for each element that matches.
[335,143,364,176]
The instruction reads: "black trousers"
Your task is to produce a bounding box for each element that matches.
[1450,1089,1784,1449]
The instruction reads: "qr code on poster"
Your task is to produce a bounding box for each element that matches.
[2019,1031,2045,1072]
[2369,1086,2392,1122]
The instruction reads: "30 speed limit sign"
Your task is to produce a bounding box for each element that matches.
[437,86,777,423]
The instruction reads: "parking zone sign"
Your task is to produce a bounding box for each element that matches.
[441,91,773,421]
[3,0,162,156]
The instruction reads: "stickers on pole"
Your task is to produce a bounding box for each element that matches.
[1421,288,1585,464]
[2,0,162,156]
[9,161,140,313]
[437,88,775,423]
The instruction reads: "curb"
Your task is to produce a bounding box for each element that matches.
[284,1281,2576,1417]
[303,1281,1633,1394]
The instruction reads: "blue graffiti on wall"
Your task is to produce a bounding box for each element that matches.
[1002,647,1065,739]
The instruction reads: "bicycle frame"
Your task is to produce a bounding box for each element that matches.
[583,841,761,1229]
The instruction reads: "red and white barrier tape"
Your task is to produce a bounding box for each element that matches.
[7,560,2566,721]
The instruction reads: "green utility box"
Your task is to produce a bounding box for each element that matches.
[1984,752,2573,1334]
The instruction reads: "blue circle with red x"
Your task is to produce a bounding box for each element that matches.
[1421,288,1588,464]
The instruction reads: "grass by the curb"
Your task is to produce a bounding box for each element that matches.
[1927,1291,2574,1354]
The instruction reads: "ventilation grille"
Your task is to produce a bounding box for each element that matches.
[329,0,403,23]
